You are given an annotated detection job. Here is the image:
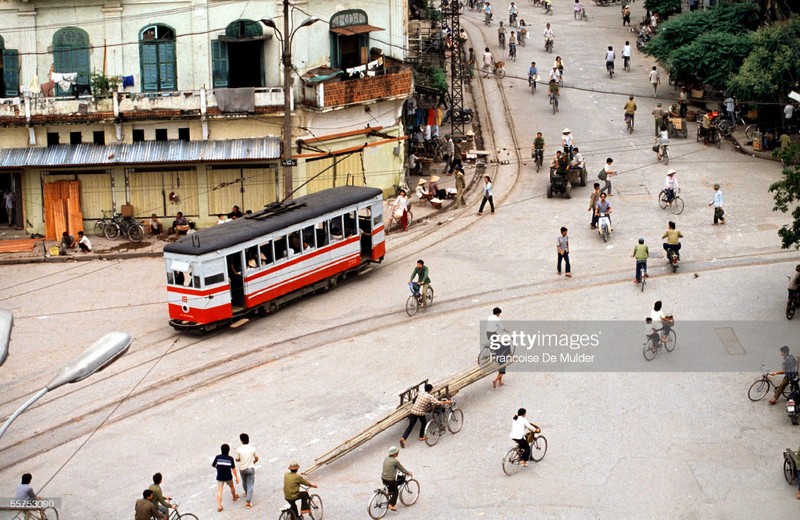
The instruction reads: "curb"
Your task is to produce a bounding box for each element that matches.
[0,249,164,265]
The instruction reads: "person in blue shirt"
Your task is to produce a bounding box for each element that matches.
[528,61,538,91]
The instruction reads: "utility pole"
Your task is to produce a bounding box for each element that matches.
[281,0,294,201]
[448,3,466,139]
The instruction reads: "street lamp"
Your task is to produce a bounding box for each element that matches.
[0,331,132,440]
[0,309,12,367]
[262,6,320,202]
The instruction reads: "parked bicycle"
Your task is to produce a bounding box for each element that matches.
[104,213,145,242]
[93,209,116,238]
[423,398,464,446]
[406,281,434,316]
[658,189,684,215]
[367,475,419,519]
[502,429,548,475]
[643,320,676,361]
[278,486,323,520]
[716,109,757,140]
[748,364,794,401]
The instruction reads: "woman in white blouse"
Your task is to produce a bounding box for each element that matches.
[393,190,409,230]
[510,408,540,467]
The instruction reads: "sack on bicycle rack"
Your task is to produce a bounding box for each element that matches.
[652,144,659,152]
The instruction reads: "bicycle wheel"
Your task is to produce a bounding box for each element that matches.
[662,148,669,165]
[782,383,793,399]
[670,196,684,215]
[424,418,442,446]
[747,379,770,401]
[367,491,389,519]
[406,210,414,227]
[447,408,464,433]
[177,514,199,520]
[278,510,294,520]
[104,222,120,239]
[715,131,721,148]
[478,345,493,365]
[309,494,324,520]
[425,285,434,306]
[643,341,657,361]
[405,295,419,317]
[641,276,646,292]
[502,447,520,475]
[658,190,668,209]
[496,68,506,79]
[784,453,797,484]
[530,435,548,462]
[663,330,676,352]
[129,224,144,242]
[716,120,732,137]
[399,479,420,506]
[744,125,756,141]
[787,300,796,320]
[93,220,106,237]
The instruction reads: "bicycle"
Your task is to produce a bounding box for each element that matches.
[747,364,795,401]
[498,32,505,50]
[549,91,558,114]
[716,110,757,140]
[279,486,323,520]
[406,281,434,316]
[607,61,614,79]
[643,324,676,361]
[528,74,537,95]
[656,142,669,165]
[623,55,630,72]
[625,113,634,134]
[697,126,722,149]
[508,43,517,62]
[389,207,413,232]
[783,448,798,485]
[104,213,145,242]
[478,334,517,365]
[492,60,506,79]
[423,398,464,446]
[544,38,553,53]
[502,429,548,476]
[787,292,799,320]
[93,209,117,238]
[166,499,198,520]
[367,474,419,519]
[658,189,684,215]
[532,148,543,172]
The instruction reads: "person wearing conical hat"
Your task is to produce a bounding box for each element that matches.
[561,128,575,160]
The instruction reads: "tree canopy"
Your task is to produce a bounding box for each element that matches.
[643,0,682,19]
[770,145,800,249]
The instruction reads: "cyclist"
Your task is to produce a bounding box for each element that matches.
[510,408,540,467]
[632,237,649,284]
[788,265,800,305]
[561,128,574,160]
[664,169,679,204]
[409,259,431,308]
[543,23,554,49]
[662,221,682,258]
[509,1,518,25]
[621,41,632,70]
[508,30,517,59]
[484,1,492,24]
[549,66,561,86]
[284,463,317,517]
[519,19,528,43]
[498,21,506,48]
[528,61,539,91]
[532,131,545,166]
[623,95,637,131]
[573,0,582,20]
[553,56,565,83]
[382,447,412,512]
[657,124,670,160]
[605,45,616,75]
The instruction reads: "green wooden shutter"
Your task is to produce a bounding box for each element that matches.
[211,40,228,88]
[74,46,91,87]
[3,49,19,96]
[140,43,159,92]
[158,42,176,91]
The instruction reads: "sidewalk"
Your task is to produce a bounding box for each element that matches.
[728,128,798,162]
[0,232,167,265]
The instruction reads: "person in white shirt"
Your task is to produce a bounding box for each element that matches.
[724,96,736,124]
[217,214,229,225]
[509,408,540,467]
[657,125,670,160]
[664,169,679,203]
[650,300,673,342]
[393,190,410,230]
[77,231,92,253]
[649,66,660,97]
[605,46,615,74]
[621,41,632,70]
[543,23,554,46]
[236,433,259,509]
[482,47,493,78]
[487,307,508,386]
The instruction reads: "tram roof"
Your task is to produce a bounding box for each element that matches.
[164,186,383,256]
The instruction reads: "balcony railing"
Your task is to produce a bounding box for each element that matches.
[303,65,413,109]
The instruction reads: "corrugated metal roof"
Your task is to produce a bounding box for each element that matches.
[0,137,281,169]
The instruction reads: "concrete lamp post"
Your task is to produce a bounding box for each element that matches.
[0,331,132,440]
[261,10,320,202]
[0,309,12,367]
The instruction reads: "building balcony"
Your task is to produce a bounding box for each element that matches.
[302,58,413,110]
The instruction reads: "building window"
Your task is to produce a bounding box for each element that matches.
[212,20,265,88]
[178,128,190,142]
[155,129,168,141]
[93,131,105,145]
[330,10,381,69]
[53,27,90,96]
[132,129,145,142]
[139,24,177,92]
[70,132,82,145]
[47,132,60,146]
[0,35,20,97]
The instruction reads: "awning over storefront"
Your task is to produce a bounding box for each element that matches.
[0,137,281,169]
[329,24,384,36]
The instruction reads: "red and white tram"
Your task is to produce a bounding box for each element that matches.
[164,186,385,331]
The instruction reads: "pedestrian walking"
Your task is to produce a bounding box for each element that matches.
[478,175,495,215]
[488,307,509,387]
[4,189,14,227]
[453,167,466,208]
[588,183,601,228]
[599,158,615,196]
[482,47,493,78]
[709,183,725,225]
[236,433,259,509]
[212,444,240,512]
[649,66,660,98]
[466,48,475,79]
[632,237,649,284]
[652,103,666,136]
[557,227,571,277]
[678,87,688,118]
[449,138,463,175]
[443,136,454,173]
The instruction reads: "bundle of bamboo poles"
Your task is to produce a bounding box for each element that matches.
[303,358,509,475]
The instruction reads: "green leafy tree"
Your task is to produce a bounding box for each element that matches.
[643,0,682,19]
[664,32,752,89]
[770,144,800,249]
[726,17,800,101]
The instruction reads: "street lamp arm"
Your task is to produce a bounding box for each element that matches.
[47,332,132,390]
[0,309,13,367]
[0,388,48,440]
[260,18,285,42]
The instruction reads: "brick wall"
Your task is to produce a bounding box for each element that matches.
[323,69,412,108]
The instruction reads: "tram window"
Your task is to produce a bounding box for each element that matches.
[259,241,274,266]
[245,246,260,270]
[289,232,301,255]
[316,222,329,247]
[358,207,372,232]
[274,235,289,260]
[205,273,225,285]
[302,225,315,251]
[343,211,357,237]
[168,260,193,287]
[373,212,383,225]
[329,216,344,242]
[193,274,201,288]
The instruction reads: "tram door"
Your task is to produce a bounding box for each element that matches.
[358,206,372,258]
[226,252,245,307]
